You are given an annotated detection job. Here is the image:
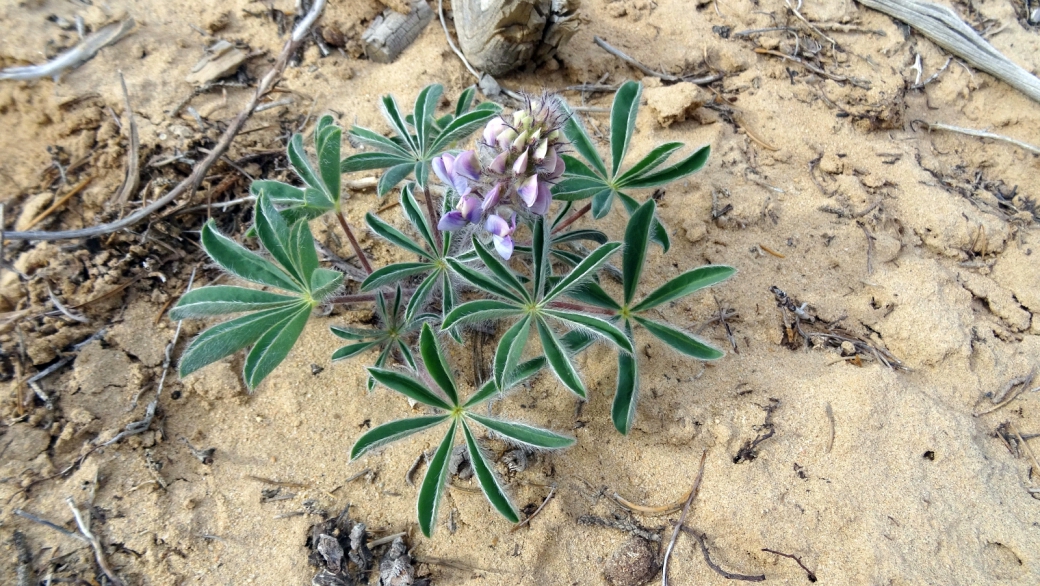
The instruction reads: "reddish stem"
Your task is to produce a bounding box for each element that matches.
[551,203,592,234]
[335,210,373,274]
[423,184,442,255]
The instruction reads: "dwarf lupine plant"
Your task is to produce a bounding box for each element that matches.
[171,82,733,535]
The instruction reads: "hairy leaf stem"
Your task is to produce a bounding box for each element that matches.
[551,203,592,234]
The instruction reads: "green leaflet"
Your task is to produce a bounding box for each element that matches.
[623,199,657,306]
[170,287,298,319]
[367,367,454,410]
[631,265,737,313]
[350,415,449,460]
[536,317,586,398]
[493,315,532,391]
[466,413,575,450]
[610,80,642,178]
[419,324,459,407]
[178,303,308,378]
[200,221,300,293]
[623,144,711,188]
[462,421,520,523]
[243,305,311,390]
[632,316,724,360]
[417,420,457,537]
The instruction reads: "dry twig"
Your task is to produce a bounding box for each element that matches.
[662,449,708,586]
[914,121,1040,156]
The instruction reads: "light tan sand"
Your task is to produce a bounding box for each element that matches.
[2,0,1039,584]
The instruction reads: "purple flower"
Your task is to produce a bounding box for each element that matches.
[486,213,516,259]
[539,145,557,171]
[438,194,482,231]
[454,150,481,181]
[482,182,504,211]
[438,210,468,231]
[517,175,539,208]
[432,151,481,195]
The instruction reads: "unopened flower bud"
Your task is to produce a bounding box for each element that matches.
[533,138,548,163]
[489,151,509,175]
[512,150,529,175]
[511,130,529,152]
[496,128,517,152]
[483,117,507,145]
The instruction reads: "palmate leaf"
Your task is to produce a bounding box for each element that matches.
[446,258,527,304]
[343,86,501,197]
[175,196,342,390]
[348,326,568,535]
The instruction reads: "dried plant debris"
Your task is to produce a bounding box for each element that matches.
[734,398,780,464]
[770,286,907,370]
[379,537,422,586]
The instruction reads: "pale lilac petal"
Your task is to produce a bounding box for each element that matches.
[493,234,514,260]
[431,154,454,188]
[485,213,509,237]
[512,150,529,175]
[489,151,509,175]
[459,196,482,224]
[530,182,552,215]
[517,175,539,207]
[547,152,566,180]
[438,210,468,231]
[482,182,503,211]
[454,150,481,181]
[539,146,558,174]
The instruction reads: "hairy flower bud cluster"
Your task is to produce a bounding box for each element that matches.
[434,94,569,259]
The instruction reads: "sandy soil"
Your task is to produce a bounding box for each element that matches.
[2,0,1040,584]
